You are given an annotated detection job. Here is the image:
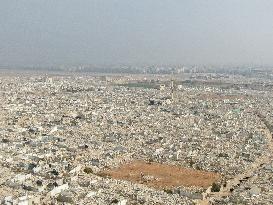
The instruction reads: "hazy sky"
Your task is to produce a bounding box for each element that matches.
[1,0,273,66]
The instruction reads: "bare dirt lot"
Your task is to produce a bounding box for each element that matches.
[100,161,221,189]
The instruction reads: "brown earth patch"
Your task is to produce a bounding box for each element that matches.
[99,161,220,189]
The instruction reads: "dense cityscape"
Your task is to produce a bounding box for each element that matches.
[0,68,273,204]
[2,0,273,204]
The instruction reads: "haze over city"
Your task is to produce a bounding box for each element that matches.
[1,1,273,205]
[1,0,273,67]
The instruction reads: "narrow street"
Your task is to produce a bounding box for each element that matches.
[197,116,273,205]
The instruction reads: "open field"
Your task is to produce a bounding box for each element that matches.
[101,161,221,189]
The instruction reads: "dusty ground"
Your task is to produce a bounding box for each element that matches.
[100,161,220,189]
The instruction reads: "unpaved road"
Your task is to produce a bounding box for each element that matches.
[196,116,273,205]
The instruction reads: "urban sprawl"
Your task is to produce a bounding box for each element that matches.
[0,67,273,204]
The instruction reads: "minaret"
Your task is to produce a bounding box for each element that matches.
[171,72,174,101]
[171,80,174,100]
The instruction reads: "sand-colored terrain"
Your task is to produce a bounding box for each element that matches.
[101,161,220,189]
